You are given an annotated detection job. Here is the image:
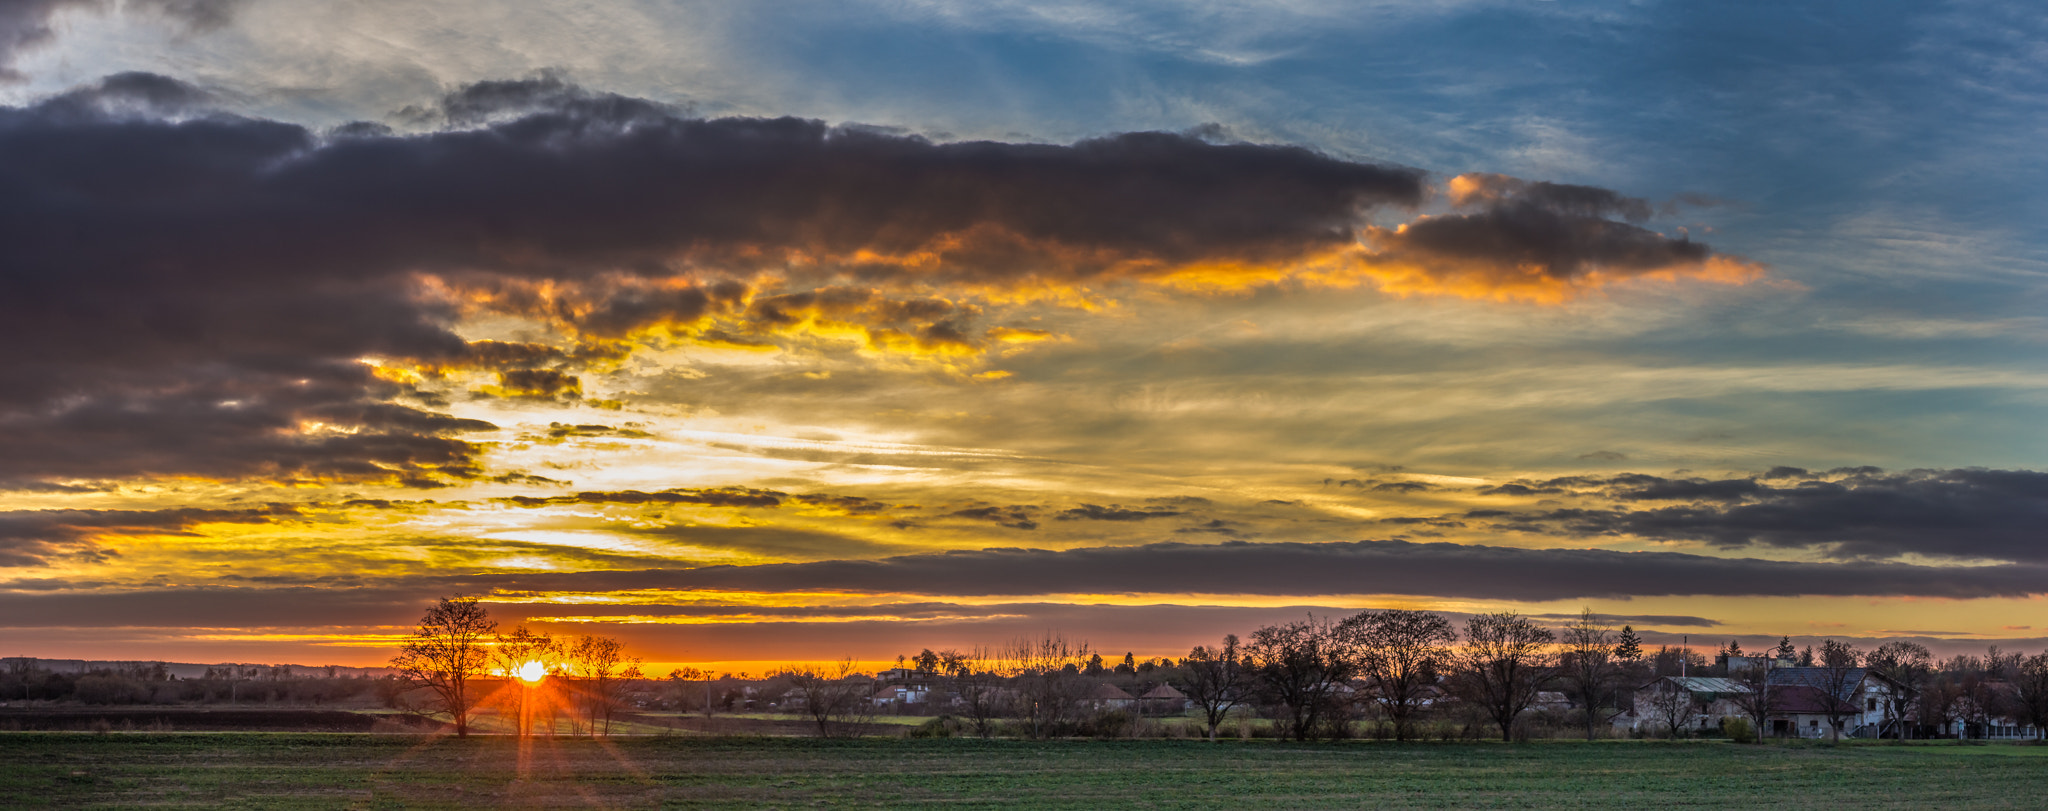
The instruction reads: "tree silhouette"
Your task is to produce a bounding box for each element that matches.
[1342,609,1455,742]
[389,596,496,737]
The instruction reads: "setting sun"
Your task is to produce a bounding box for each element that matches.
[514,660,546,684]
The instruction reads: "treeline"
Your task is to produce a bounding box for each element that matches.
[819,609,2048,742]
[16,598,2048,744]
[1,659,391,706]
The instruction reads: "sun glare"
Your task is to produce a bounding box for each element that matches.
[515,660,546,683]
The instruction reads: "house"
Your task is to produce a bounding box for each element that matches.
[1530,691,1573,714]
[1138,684,1188,715]
[1624,676,1750,734]
[1763,667,1904,739]
[1085,683,1137,711]
[870,683,930,707]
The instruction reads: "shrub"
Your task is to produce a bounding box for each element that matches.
[72,675,149,705]
[909,715,965,739]
[1721,717,1755,744]
[1081,709,1137,739]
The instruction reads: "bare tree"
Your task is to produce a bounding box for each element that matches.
[664,667,710,719]
[1919,671,1963,740]
[1728,660,1781,741]
[996,632,1093,739]
[1866,641,1931,739]
[563,635,642,736]
[492,626,560,678]
[1452,612,1556,742]
[1808,639,1863,742]
[949,646,1010,739]
[1176,634,1252,741]
[1556,608,1622,740]
[778,659,877,738]
[1642,678,1702,737]
[2008,652,2048,742]
[491,626,560,736]
[389,596,496,737]
[1341,609,1455,741]
[1245,614,1356,741]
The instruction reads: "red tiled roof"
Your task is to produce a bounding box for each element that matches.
[1773,684,1853,715]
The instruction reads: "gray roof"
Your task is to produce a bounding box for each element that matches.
[1766,667,1878,701]
[1651,676,1750,695]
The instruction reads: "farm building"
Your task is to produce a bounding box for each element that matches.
[1623,676,1749,734]
[1763,667,1903,739]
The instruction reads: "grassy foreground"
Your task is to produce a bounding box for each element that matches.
[3,733,2044,809]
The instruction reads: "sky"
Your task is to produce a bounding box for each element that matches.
[2,0,2046,673]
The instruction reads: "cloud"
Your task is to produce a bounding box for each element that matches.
[441,538,2048,601]
[497,487,788,509]
[127,0,246,31]
[0,2,245,82]
[1523,612,1722,628]
[1476,467,2048,563]
[483,368,583,401]
[0,1,96,81]
[534,423,652,441]
[0,73,1761,489]
[1056,504,1186,521]
[948,505,1038,530]
[0,506,295,566]
[1358,173,1766,302]
[616,524,915,560]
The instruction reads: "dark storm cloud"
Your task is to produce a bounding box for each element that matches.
[0,506,295,566]
[0,73,1428,486]
[421,539,2048,601]
[1475,467,2048,563]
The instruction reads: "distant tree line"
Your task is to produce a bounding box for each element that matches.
[11,597,2048,743]
[0,658,385,706]
[808,608,2048,743]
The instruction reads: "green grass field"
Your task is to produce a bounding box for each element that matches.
[3,733,2044,809]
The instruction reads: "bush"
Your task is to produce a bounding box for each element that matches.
[72,675,149,705]
[1721,717,1755,743]
[909,715,965,739]
[1080,709,1137,739]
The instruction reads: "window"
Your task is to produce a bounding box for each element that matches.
[1867,699,1877,711]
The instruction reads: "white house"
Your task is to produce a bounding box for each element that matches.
[1764,667,1903,739]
